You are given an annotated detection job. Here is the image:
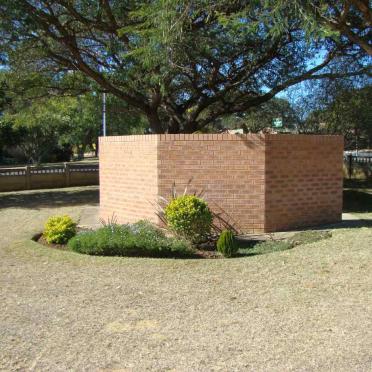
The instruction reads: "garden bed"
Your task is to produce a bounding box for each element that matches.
[31,229,332,259]
[32,231,220,258]
[33,232,69,251]
[32,228,91,251]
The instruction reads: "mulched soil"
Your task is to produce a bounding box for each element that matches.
[33,233,70,251]
[194,249,221,259]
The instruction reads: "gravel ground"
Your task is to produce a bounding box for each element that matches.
[0,187,371,371]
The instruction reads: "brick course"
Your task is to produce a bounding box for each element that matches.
[99,135,159,224]
[99,134,343,232]
[265,135,343,231]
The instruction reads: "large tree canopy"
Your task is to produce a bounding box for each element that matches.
[0,1,370,133]
[264,0,372,55]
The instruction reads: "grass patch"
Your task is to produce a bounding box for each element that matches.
[289,230,332,246]
[237,230,332,257]
[242,240,293,256]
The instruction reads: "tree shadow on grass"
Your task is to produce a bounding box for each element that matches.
[343,189,372,213]
[234,238,293,258]
[0,186,99,210]
[343,178,372,189]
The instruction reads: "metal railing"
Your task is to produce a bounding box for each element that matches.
[344,154,372,180]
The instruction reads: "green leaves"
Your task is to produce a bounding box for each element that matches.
[68,221,193,257]
[165,195,213,243]
[217,230,238,258]
[44,215,77,245]
[0,0,369,134]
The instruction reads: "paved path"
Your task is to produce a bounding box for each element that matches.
[79,205,100,230]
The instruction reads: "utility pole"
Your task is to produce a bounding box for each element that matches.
[102,91,107,136]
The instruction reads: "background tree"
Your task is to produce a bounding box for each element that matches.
[218,98,300,133]
[0,80,11,113]
[0,71,148,164]
[287,77,371,147]
[0,1,369,134]
[319,85,372,149]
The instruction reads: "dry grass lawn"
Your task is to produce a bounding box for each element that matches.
[0,186,371,371]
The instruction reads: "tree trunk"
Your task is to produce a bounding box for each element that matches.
[183,120,200,134]
[147,110,165,134]
[77,144,86,160]
[167,118,181,134]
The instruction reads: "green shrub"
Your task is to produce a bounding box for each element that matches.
[217,230,238,257]
[44,215,77,244]
[68,220,194,258]
[164,195,212,243]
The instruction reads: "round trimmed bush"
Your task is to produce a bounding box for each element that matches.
[217,230,238,257]
[44,215,77,244]
[164,195,212,243]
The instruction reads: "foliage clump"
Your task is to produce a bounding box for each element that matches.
[44,215,77,244]
[217,230,238,258]
[68,220,193,258]
[164,195,212,243]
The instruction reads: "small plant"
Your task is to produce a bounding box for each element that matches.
[44,215,77,244]
[164,195,212,243]
[99,213,118,227]
[217,230,238,257]
[68,220,194,258]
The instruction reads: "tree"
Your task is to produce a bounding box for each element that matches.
[0,1,369,134]
[265,1,372,55]
[57,93,148,157]
[1,68,149,163]
[0,78,17,160]
[0,120,19,160]
[0,80,11,113]
[320,85,372,149]
[217,98,299,133]
[294,83,372,146]
[3,96,73,163]
[315,1,372,55]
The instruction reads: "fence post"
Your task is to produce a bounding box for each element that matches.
[347,154,353,179]
[25,165,31,190]
[64,162,71,187]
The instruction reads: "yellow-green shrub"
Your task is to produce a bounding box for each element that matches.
[44,215,77,244]
[165,195,212,243]
[217,230,238,257]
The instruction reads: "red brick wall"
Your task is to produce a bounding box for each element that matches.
[264,135,344,231]
[99,135,159,224]
[158,134,266,232]
[99,134,343,233]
